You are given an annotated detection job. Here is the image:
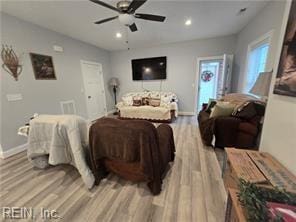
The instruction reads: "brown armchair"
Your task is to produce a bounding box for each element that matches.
[89,118,175,195]
[198,97,265,149]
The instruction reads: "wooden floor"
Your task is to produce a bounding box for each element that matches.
[0,116,227,222]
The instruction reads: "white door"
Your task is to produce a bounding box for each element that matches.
[197,60,221,111]
[196,54,233,112]
[81,61,107,121]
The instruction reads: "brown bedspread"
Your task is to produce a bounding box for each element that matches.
[89,117,175,194]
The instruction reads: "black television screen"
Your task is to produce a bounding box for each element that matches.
[132,56,167,80]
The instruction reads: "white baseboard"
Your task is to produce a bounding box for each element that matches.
[107,109,116,115]
[0,143,28,159]
[178,112,196,116]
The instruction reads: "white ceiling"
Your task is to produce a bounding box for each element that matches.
[1,0,269,51]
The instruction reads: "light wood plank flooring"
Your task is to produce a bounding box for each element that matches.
[0,116,227,222]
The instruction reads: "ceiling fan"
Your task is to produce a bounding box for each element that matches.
[90,0,166,32]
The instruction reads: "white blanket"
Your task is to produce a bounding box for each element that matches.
[27,115,95,189]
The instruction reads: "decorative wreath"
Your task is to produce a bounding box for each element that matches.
[201,70,214,82]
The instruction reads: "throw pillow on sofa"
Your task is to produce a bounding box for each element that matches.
[150,98,161,107]
[122,96,133,106]
[232,101,265,120]
[209,102,236,118]
[142,97,150,106]
[205,99,217,113]
[161,95,171,104]
[133,96,142,106]
[232,102,257,120]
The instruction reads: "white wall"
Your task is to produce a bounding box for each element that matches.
[110,35,237,113]
[233,1,286,92]
[231,0,295,175]
[260,1,296,175]
[1,13,113,152]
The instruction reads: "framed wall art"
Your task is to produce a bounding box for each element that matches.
[273,1,296,97]
[30,53,56,80]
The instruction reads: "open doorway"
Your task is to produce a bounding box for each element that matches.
[196,54,233,112]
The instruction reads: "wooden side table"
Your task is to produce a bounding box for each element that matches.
[225,189,247,222]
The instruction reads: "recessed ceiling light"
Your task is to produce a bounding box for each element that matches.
[185,19,192,26]
[116,32,122,38]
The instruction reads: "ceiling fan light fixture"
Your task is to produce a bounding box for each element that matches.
[91,0,166,32]
[116,32,122,38]
[119,14,135,26]
[117,0,131,12]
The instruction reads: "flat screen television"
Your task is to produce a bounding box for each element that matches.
[132,56,167,80]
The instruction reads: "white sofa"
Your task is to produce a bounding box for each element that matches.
[116,91,178,122]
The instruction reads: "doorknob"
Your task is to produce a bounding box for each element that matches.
[88,96,91,99]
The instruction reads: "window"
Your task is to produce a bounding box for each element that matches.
[245,32,272,93]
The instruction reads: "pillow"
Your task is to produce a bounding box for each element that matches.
[142,97,150,106]
[122,96,133,106]
[232,101,265,120]
[205,99,217,113]
[161,95,171,105]
[209,102,236,118]
[232,102,257,120]
[133,96,142,106]
[149,98,161,107]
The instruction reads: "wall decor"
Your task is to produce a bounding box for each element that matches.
[273,1,296,97]
[30,53,56,80]
[201,70,214,82]
[1,45,23,81]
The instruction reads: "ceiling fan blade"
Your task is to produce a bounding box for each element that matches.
[89,0,121,12]
[129,23,138,32]
[94,16,118,24]
[135,13,166,22]
[127,0,147,13]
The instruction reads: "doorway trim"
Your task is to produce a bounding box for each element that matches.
[194,55,224,114]
[0,144,3,159]
[80,60,107,121]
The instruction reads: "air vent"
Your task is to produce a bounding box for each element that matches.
[60,100,76,115]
